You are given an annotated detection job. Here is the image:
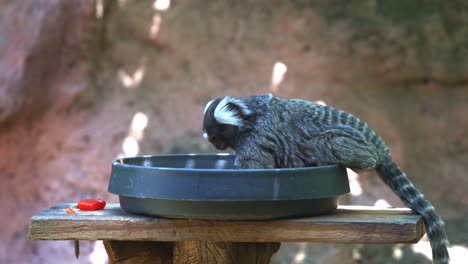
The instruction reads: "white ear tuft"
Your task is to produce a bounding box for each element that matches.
[213,97,251,126]
[204,99,215,114]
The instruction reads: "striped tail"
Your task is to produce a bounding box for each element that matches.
[376,156,450,264]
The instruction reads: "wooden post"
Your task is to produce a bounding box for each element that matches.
[103,240,280,264]
[103,240,173,264]
[173,241,280,264]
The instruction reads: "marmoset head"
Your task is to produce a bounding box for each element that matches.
[202,96,253,150]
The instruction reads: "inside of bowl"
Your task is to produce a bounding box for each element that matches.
[120,154,236,169]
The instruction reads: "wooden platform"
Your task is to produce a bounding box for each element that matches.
[28,202,425,263]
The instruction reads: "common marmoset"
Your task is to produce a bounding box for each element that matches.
[202,94,449,264]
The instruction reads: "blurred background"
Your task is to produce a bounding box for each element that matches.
[1,0,467,263]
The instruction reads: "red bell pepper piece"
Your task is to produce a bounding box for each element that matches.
[78,199,106,210]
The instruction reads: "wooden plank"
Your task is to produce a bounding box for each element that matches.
[29,203,425,244]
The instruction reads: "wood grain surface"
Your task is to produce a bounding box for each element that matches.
[29,203,425,244]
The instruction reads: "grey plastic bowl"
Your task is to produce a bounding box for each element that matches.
[108,154,350,220]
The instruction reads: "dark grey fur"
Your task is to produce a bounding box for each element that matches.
[203,94,449,264]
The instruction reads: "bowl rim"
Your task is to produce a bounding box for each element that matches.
[113,153,341,173]
[108,153,350,201]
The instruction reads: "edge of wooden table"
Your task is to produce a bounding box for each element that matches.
[28,202,425,244]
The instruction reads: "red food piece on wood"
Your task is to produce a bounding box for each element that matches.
[78,199,106,210]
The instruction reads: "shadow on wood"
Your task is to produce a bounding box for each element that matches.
[104,241,173,264]
[104,240,280,264]
[174,241,280,264]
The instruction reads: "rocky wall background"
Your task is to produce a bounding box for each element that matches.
[1,0,467,263]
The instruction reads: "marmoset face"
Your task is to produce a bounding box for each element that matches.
[203,124,240,150]
[202,97,244,150]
